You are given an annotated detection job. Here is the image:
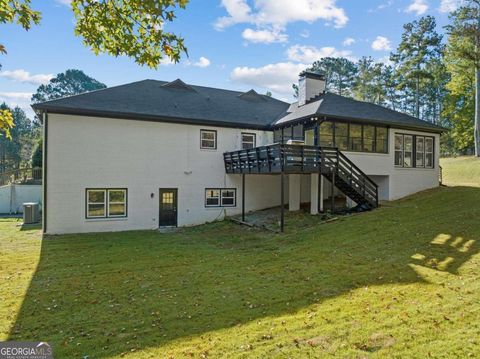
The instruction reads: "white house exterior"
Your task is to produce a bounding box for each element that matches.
[34,74,445,235]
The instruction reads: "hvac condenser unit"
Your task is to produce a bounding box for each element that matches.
[23,202,40,224]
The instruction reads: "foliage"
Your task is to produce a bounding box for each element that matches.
[31,69,107,103]
[390,16,444,119]
[309,57,357,97]
[0,107,14,140]
[71,0,189,68]
[0,0,41,55]
[0,103,39,171]
[0,1,188,69]
[1,165,479,357]
[31,138,42,168]
[445,0,480,156]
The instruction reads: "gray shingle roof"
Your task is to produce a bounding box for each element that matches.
[275,92,446,133]
[32,79,290,129]
[33,79,446,133]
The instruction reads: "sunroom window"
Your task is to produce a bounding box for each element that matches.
[394,134,403,167]
[404,135,413,167]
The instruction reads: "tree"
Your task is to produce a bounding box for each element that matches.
[1,0,189,134]
[445,1,480,156]
[32,139,42,168]
[353,57,380,102]
[309,57,357,97]
[0,104,36,172]
[391,16,443,119]
[32,69,107,104]
[1,1,187,68]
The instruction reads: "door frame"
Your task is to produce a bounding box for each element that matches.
[159,188,178,227]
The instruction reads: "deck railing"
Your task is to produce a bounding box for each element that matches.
[0,167,42,186]
[224,144,378,207]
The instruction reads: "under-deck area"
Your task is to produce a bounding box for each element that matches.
[224,144,379,232]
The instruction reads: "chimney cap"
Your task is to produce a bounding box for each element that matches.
[300,70,325,81]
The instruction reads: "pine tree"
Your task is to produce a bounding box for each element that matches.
[391,16,443,119]
[445,0,480,155]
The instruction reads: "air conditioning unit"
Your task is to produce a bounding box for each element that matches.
[23,202,40,224]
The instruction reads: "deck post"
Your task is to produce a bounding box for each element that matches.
[331,171,335,215]
[280,172,285,232]
[318,151,323,213]
[242,173,245,221]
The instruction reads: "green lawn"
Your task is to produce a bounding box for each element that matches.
[1,159,479,358]
[440,156,480,187]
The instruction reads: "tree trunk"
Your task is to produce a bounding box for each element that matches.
[415,75,420,119]
[475,66,480,156]
[476,4,480,157]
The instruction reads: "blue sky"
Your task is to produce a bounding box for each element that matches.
[0,0,459,118]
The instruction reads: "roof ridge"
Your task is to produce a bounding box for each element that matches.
[32,79,152,108]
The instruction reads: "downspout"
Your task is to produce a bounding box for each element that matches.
[42,112,48,234]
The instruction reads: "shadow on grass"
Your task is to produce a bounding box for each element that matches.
[8,186,480,358]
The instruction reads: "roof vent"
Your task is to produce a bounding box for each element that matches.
[238,89,266,102]
[162,79,196,92]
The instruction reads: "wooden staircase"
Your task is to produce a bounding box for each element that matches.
[224,144,378,210]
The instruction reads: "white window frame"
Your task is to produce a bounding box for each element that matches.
[416,137,425,168]
[425,137,434,169]
[394,134,404,167]
[241,133,256,149]
[86,188,127,219]
[220,189,236,207]
[86,189,107,218]
[403,135,413,168]
[205,189,221,207]
[200,129,217,150]
[395,133,435,169]
[107,189,127,217]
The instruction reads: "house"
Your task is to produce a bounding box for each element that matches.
[33,72,445,234]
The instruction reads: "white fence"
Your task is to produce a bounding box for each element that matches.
[0,184,42,214]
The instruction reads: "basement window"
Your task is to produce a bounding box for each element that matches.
[205,189,220,207]
[205,188,236,207]
[200,129,217,149]
[86,189,127,218]
[221,189,236,207]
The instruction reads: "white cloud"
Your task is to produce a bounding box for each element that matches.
[242,28,288,43]
[184,56,211,68]
[193,56,211,68]
[231,62,307,95]
[369,0,394,12]
[342,37,355,46]
[0,92,32,100]
[0,69,53,85]
[286,45,353,63]
[300,29,310,38]
[55,0,71,5]
[405,0,429,15]
[439,0,460,13]
[371,36,392,51]
[0,92,34,118]
[215,0,348,31]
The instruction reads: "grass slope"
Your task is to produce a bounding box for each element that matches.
[0,159,479,358]
[440,156,480,187]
